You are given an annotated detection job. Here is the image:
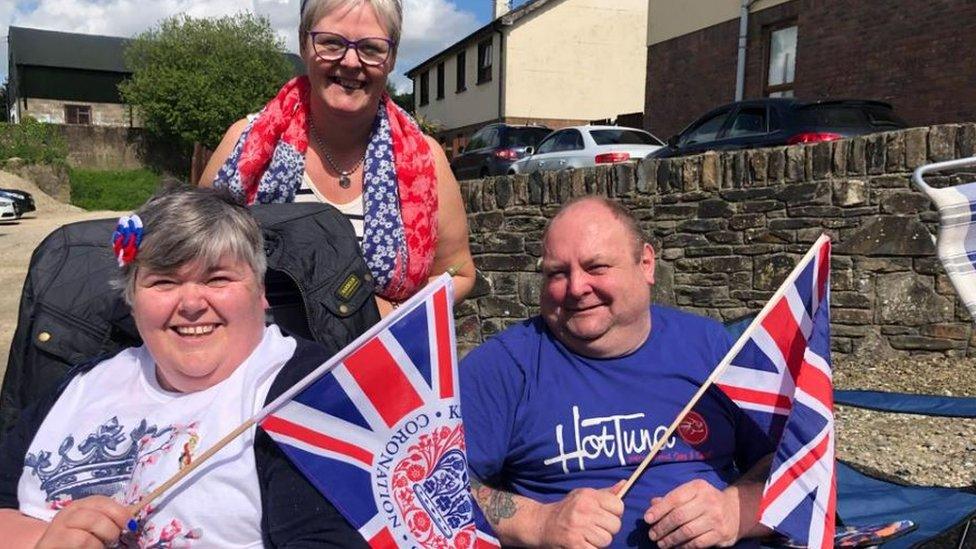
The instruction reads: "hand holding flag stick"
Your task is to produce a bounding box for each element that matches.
[619,233,833,500]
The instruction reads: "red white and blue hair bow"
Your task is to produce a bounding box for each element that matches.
[112,214,143,267]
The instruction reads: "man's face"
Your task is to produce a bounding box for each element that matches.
[540,201,656,358]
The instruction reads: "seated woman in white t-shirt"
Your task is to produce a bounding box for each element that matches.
[0,188,366,548]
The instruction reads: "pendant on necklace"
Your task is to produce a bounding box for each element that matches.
[339,174,352,189]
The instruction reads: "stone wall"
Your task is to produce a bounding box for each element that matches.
[22,98,140,128]
[59,125,146,171]
[457,123,976,359]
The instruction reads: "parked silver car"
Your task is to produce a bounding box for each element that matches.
[509,125,664,175]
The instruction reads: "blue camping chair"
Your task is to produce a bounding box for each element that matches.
[724,316,976,547]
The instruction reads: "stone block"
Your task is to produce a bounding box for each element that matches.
[888,335,963,351]
[483,233,524,253]
[706,231,742,245]
[856,257,912,272]
[833,308,873,324]
[786,146,805,181]
[788,205,843,217]
[832,291,872,309]
[528,174,545,204]
[479,296,528,318]
[613,163,636,197]
[769,218,819,230]
[767,148,786,182]
[812,142,832,179]
[698,198,734,218]
[865,134,886,175]
[506,216,548,232]
[685,245,733,257]
[517,272,543,306]
[851,330,900,360]
[737,243,780,255]
[885,132,905,172]
[469,270,491,298]
[847,137,867,174]
[662,233,709,248]
[879,192,931,215]
[656,204,699,220]
[490,272,519,294]
[748,149,768,184]
[730,213,766,230]
[701,152,721,190]
[833,179,867,207]
[653,261,675,305]
[832,140,848,175]
[743,229,793,244]
[730,271,752,289]
[877,273,952,325]
[675,272,728,286]
[957,124,976,158]
[903,127,928,169]
[493,178,512,208]
[455,315,482,343]
[831,338,853,354]
[678,218,727,233]
[776,182,829,205]
[661,248,683,260]
[928,125,957,162]
[637,159,656,193]
[840,216,936,256]
[477,254,538,271]
[921,323,971,340]
[739,200,781,213]
[833,324,870,337]
[914,257,943,275]
[682,156,701,191]
[754,254,797,290]
[700,256,752,273]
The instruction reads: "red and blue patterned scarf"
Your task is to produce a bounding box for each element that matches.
[212,76,438,302]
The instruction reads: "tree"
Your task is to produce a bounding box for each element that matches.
[386,83,415,114]
[0,80,9,123]
[120,13,293,150]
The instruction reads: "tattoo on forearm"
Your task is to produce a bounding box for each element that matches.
[470,477,518,526]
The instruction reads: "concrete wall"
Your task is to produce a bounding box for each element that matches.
[413,38,500,131]
[59,125,147,170]
[17,98,140,128]
[647,0,792,45]
[457,123,976,359]
[505,0,648,121]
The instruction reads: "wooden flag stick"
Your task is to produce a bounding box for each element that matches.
[127,418,256,516]
[618,234,830,498]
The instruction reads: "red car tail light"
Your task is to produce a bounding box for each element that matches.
[494,148,520,161]
[786,132,843,145]
[594,152,631,164]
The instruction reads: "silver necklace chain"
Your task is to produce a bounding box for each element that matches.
[308,117,366,189]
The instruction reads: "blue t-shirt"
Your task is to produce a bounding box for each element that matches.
[460,305,773,548]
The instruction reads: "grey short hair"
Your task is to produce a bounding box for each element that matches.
[300,0,403,55]
[543,196,647,262]
[117,187,266,304]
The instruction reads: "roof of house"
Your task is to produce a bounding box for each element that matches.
[404,0,559,78]
[8,25,305,75]
[9,26,131,73]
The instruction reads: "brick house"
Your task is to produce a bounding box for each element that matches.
[405,0,649,157]
[644,0,976,140]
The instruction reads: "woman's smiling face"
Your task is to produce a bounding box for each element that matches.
[304,2,395,119]
[132,255,268,393]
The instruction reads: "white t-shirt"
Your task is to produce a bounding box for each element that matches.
[18,325,296,548]
[295,172,365,242]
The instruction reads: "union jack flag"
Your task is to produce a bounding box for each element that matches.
[259,275,500,549]
[716,235,835,549]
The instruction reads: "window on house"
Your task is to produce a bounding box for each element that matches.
[456,51,466,92]
[765,24,797,98]
[477,38,493,84]
[436,62,445,100]
[65,104,92,125]
[419,71,429,106]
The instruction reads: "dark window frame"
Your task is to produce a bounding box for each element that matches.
[64,104,92,125]
[419,71,429,106]
[763,20,798,98]
[436,62,445,100]
[455,51,467,93]
[477,38,493,84]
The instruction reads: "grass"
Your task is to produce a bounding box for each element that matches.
[69,168,162,211]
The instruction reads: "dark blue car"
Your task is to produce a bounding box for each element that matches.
[650,98,907,159]
[450,123,552,180]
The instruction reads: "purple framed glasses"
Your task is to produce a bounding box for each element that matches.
[308,31,393,66]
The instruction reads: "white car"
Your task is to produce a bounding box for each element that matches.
[508,125,664,175]
[0,198,17,221]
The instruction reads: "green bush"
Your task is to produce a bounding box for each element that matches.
[0,118,68,164]
[69,168,161,211]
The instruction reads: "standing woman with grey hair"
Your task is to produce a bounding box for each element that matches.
[202,0,475,318]
[0,188,367,547]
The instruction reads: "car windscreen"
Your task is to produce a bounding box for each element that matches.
[504,128,552,147]
[589,129,659,146]
[797,104,905,128]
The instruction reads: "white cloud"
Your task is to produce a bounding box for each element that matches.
[1,0,480,94]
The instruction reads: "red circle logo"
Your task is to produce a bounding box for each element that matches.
[677,411,709,445]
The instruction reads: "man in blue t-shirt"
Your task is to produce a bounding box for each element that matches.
[461,196,775,548]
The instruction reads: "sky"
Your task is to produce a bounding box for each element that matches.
[0,0,530,92]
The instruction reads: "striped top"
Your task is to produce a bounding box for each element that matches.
[295,172,365,241]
